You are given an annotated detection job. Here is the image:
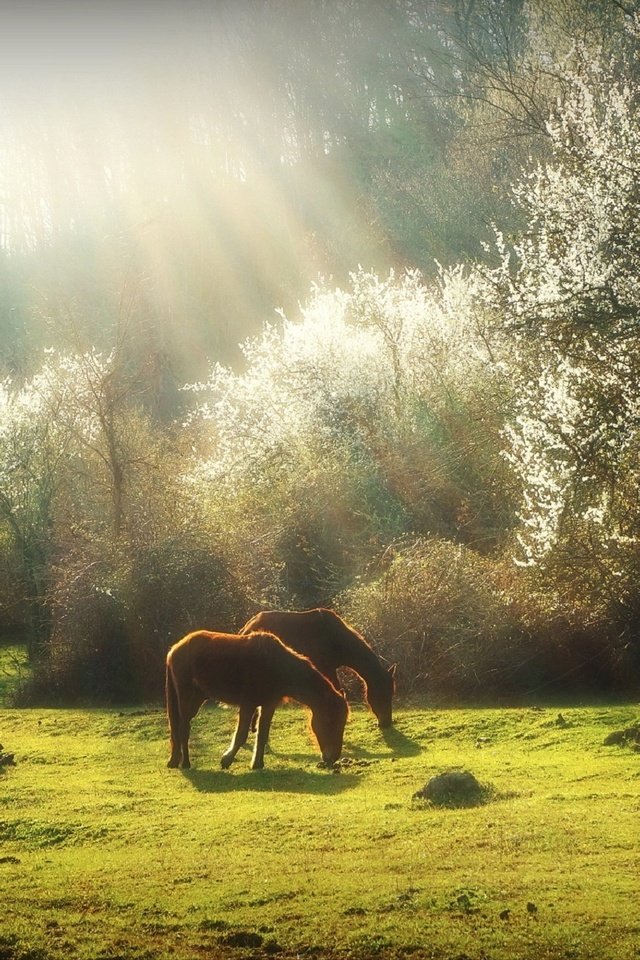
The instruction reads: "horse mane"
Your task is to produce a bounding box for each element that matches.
[245,629,345,697]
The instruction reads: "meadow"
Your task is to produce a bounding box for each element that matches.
[1,655,639,960]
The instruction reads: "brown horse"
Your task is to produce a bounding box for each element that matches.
[165,629,348,770]
[240,608,396,728]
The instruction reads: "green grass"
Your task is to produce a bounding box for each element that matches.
[1,695,639,959]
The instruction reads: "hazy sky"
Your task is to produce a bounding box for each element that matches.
[0,1,214,91]
[0,0,395,345]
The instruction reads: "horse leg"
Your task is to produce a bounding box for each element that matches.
[221,703,255,769]
[248,706,273,756]
[178,687,206,769]
[250,707,260,733]
[168,734,181,769]
[252,702,277,770]
[166,661,184,768]
[167,722,182,770]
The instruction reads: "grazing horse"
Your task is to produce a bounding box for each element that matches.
[165,629,348,770]
[240,608,396,728]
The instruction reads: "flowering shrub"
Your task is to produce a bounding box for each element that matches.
[186,267,511,579]
[486,33,640,627]
[6,27,640,700]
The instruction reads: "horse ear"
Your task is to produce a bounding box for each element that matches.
[388,664,397,678]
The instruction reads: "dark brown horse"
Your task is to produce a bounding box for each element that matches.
[240,608,396,728]
[165,629,348,770]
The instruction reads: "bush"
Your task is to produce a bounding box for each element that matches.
[339,538,520,701]
[339,537,639,703]
[19,530,249,704]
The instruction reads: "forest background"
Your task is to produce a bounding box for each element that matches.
[1,0,639,705]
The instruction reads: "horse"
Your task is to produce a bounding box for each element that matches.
[165,629,348,770]
[240,608,396,728]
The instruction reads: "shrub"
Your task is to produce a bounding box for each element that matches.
[339,537,638,703]
[19,527,249,704]
[339,538,524,702]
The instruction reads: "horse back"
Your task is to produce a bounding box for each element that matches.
[167,629,290,705]
[241,608,360,673]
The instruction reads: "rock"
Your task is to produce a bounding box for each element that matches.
[221,931,263,948]
[264,940,283,955]
[603,724,640,747]
[413,770,487,807]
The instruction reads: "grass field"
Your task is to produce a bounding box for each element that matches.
[1,666,639,959]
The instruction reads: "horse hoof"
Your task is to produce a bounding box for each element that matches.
[250,762,264,770]
[220,755,233,769]
[181,760,191,769]
[167,758,179,768]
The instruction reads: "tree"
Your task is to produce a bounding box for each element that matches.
[485,20,640,634]
[0,365,75,649]
[0,336,147,652]
[185,264,512,611]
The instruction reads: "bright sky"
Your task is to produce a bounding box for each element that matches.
[0,2,195,78]
[0,1,392,370]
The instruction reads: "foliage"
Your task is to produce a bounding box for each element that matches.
[0,361,77,648]
[187,265,511,564]
[484,24,640,649]
[22,531,247,705]
[342,537,634,702]
[340,538,524,701]
[2,2,640,701]
[0,347,251,701]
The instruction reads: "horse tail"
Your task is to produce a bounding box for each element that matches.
[239,613,259,635]
[165,650,181,742]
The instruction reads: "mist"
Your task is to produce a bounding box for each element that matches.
[2,1,427,374]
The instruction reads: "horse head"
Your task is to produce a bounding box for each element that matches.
[367,663,397,729]
[310,687,348,766]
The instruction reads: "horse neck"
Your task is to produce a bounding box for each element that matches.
[338,628,385,688]
[285,653,335,709]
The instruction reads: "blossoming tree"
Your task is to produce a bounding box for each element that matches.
[487,28,640,622]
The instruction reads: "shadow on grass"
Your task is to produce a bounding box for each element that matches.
[312,719,423,764]
[181,765,360,795]
[338,723,423,763]
[379,721,422,758]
